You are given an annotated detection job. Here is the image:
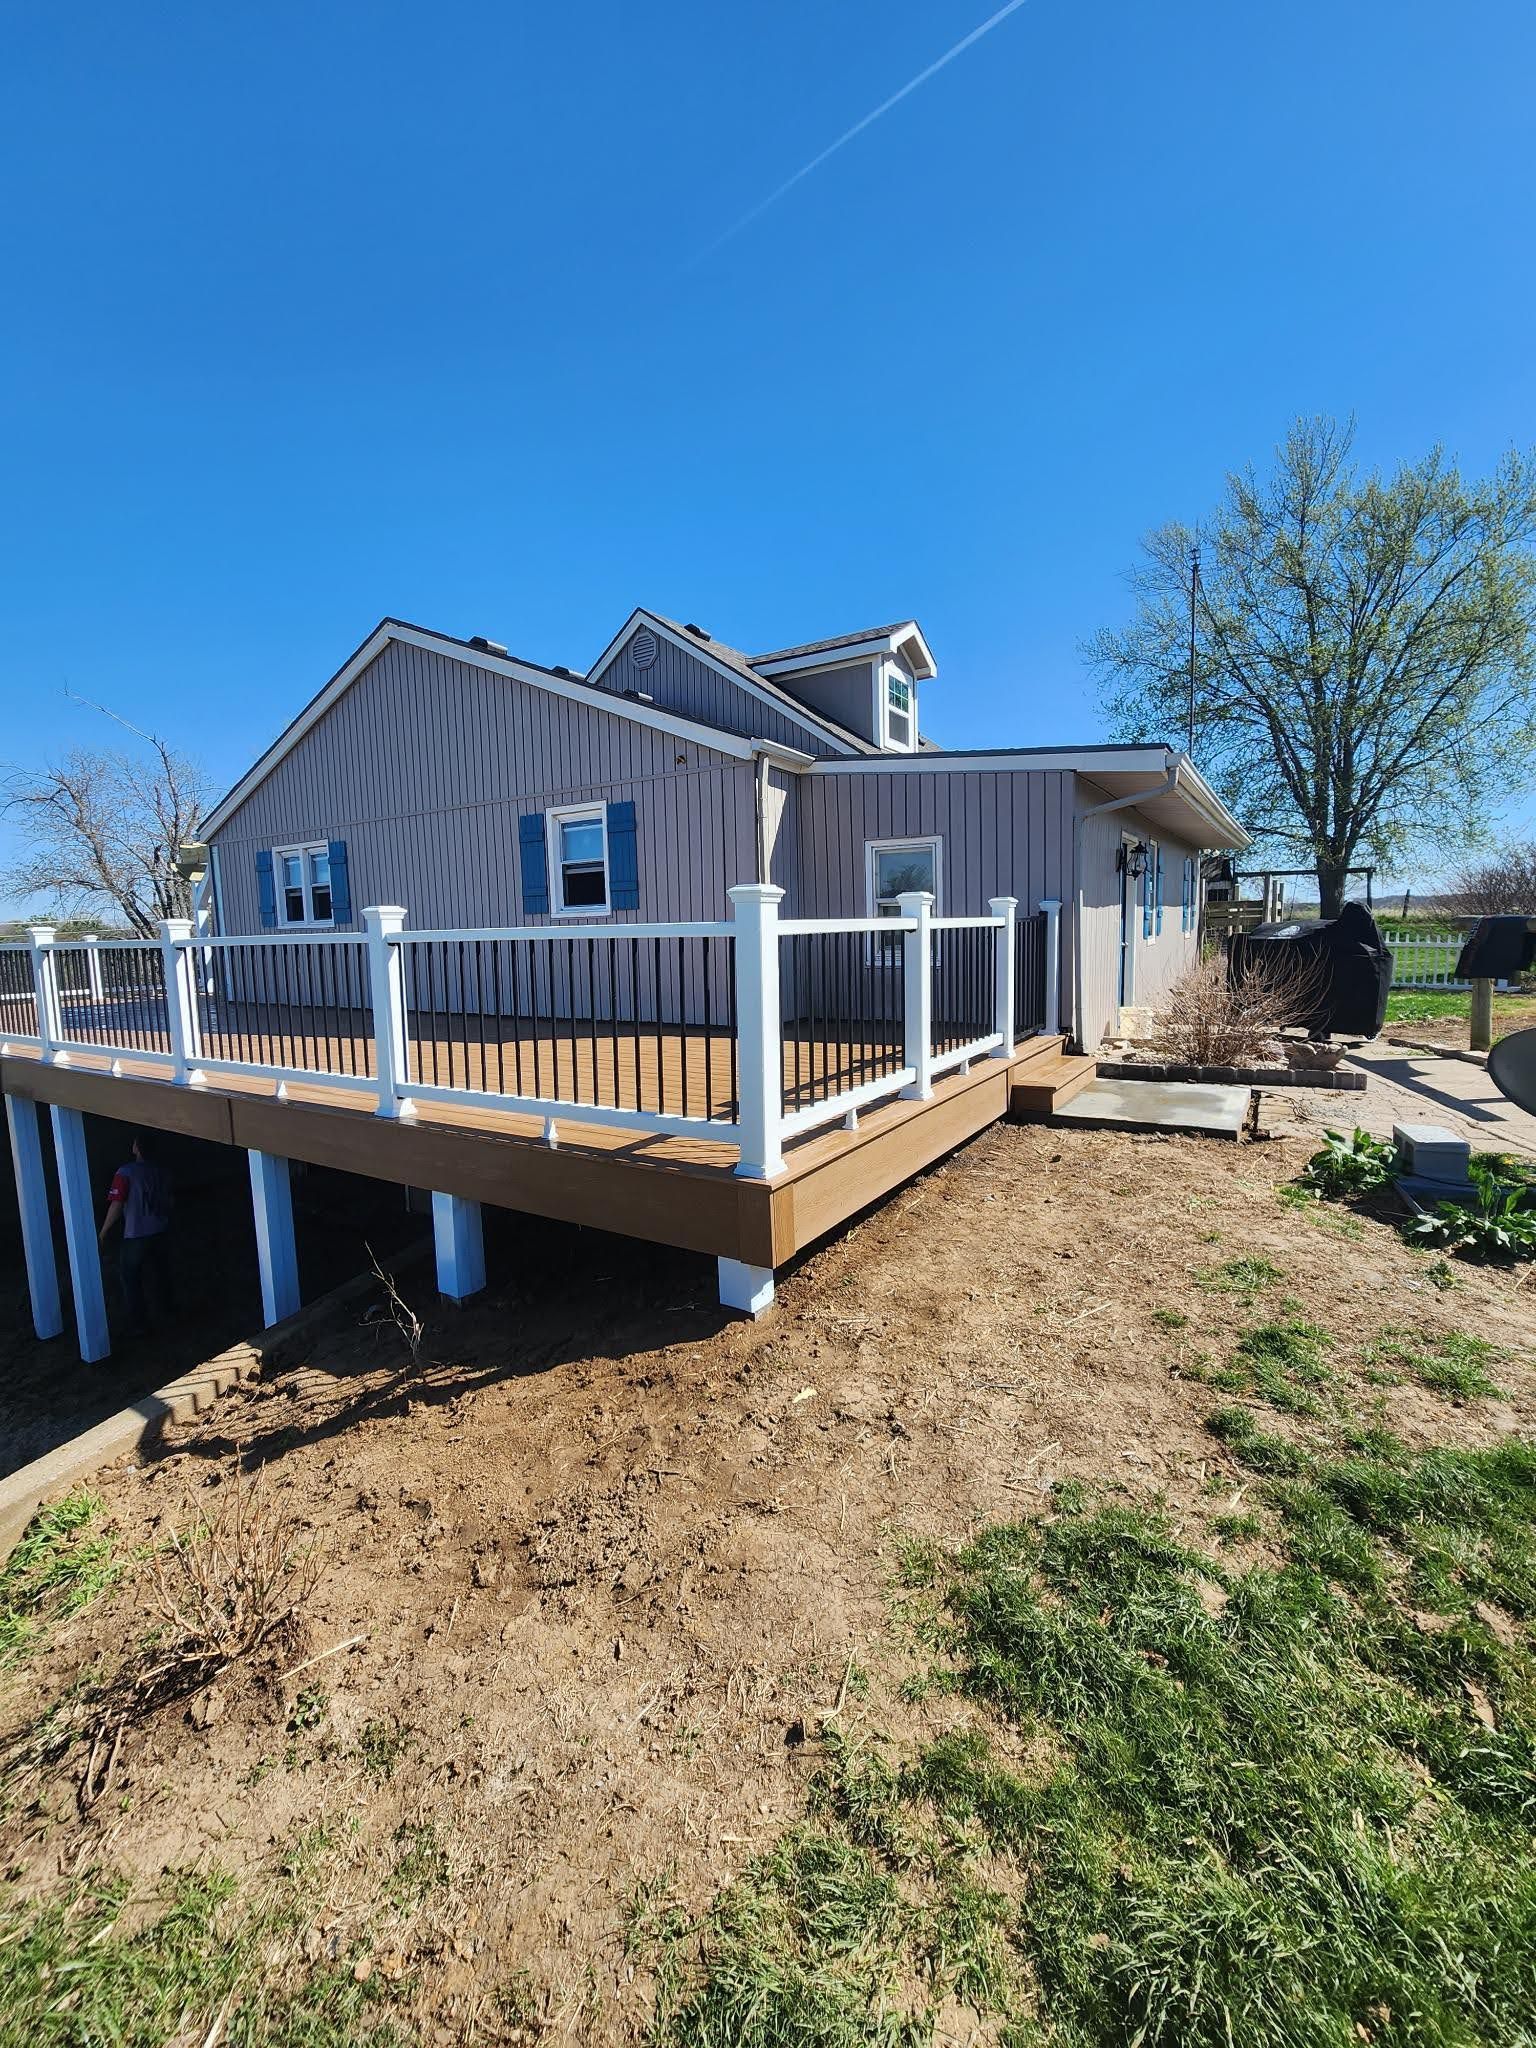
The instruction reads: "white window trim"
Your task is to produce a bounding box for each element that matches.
[546,802,611,918]
[866,834,942,912]
[874,659,918,754]
[272,841,335,928]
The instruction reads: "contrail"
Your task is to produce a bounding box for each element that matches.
[685,0,1034,268]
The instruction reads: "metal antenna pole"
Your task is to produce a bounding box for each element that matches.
[1186,542,1200,757]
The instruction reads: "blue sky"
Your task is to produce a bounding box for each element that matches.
[2,0,1533,905]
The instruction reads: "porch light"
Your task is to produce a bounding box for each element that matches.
[1118,841,1149,880]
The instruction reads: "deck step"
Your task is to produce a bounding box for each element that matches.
[1009,1053,1098,1117]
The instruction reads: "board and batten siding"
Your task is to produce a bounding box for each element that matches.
[591,628,847,759]
[1076,790,1205,1052]
[210,638,763,938]
[793,766,1077,1029]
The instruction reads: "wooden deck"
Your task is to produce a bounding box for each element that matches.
[0,1033,1073,1272]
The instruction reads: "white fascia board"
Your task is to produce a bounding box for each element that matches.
[1172,759,1252,849]
[587,610,861,758]
[804,747,1183,777]
[203,623,799,837]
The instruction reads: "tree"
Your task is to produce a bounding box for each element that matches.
[1087,418,1536,916]
[1447,838,1536,915]
[3,705,211,937]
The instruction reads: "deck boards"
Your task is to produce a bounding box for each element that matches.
[0,1033,1063,1266]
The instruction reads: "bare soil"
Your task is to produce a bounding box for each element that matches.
[4,1107,1533,2040]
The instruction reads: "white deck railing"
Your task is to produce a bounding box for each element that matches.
[1,889,1064,1177]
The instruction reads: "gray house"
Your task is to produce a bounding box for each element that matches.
[200,608,1249,1053]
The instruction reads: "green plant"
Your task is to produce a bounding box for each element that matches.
[1196,1255,1283,1296]
[1151,1307,1189,1330]
[1405,1162,1536,1263]
[1300,1126,1396,1200]
[0,1491,121,1666]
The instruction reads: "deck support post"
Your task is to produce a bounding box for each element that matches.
[1039,898,1063,1037]
[898,891,934,1101]
[6,1093,63,1340]
[432,1191,486,1303]
[729,883,785,1180]
[159,918,203,1085]
[364,906,413,1120]
[27,927,64,1063]
[248,1149,301,1327]
[988,896,1018,1058]
[49,1103,110,1361]
[718,1257,775,1318]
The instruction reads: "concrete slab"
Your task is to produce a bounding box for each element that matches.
[1049,1077,1251,1139]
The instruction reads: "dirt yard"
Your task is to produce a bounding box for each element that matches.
[1381,992,1536,1051]
[3,1104,1533,2042]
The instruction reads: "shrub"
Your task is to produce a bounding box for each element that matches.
[1405,1162,1536,1263]
[1300,1126,1396,1200]
[1144,950,1326,1067]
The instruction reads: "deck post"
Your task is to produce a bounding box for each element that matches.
[5,1093,64,1340]
[718,1256,775,1317]
[1039,898,1063,1037]
[729,883,784,1180]
[988,896,1018,1058]
[82,936,106,1004]
[159,919,203,1084]
[432,1191,486,1303]
[27,927,64,1062]
[248,1149,301,1327]
[49,1103,110,1361]
[364,906,413,1120]
[898,891,934,1101]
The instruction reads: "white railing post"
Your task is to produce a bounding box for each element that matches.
[1040,897,1063,1037]
[364,906,413,1119]
[158,918,202,1084]
[898,891,934,1100]
[27,927,63,1061]
[988,896,1017,1058]
[82,935,106,1004]
[728,882,784,1180]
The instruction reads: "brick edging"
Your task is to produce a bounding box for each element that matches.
[1093,1059,1367,1091]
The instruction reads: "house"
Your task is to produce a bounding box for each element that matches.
[199,607,1249,1053]
[1,605,1250,1362]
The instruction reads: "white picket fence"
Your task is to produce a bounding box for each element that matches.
[1379,925,1474,990]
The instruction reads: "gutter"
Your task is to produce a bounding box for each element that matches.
[1070,766,1179,1053]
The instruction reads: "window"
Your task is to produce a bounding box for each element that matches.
[882,666,916,751]
[547,804,609,914]
[1182,857,1197,932]
[273,843,333,926]
[1142,839,1163,941]
[867,837,941,922]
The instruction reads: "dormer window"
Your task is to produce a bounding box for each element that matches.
[883,667,916,751]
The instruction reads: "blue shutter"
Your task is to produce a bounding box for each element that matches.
[1154,846,1165,936]
[518,812,550,915]
[255,848,277,930]
[1184,858,1195,932]
[1142,849,1153,940]
[327,839,352,923]
[607,801,639,910]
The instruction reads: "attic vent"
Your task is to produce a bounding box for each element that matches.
[469,635,507,656]
[631,628,659,671]
[683,622,709,641]
[552,665,578,679]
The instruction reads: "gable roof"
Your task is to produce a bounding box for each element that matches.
[586,609,881,757]
[751,619,937,680]
[200,618,815,837]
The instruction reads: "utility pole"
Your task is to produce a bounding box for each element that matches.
[1186,542,1200,757]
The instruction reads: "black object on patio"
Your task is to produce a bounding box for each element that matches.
[1454,916,1536,983]
[1228,901,1392,1038]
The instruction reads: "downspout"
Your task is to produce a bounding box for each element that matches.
[753,750,770,885]
[1070,762,1179,1053]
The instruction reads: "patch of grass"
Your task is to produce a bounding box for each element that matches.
[0,1866,409,2046]
[1150,1307,1188,1331]
[1205,1406,1312,1476]
[1195,1255,1283,1297]
[1364,1330,1505,1404]
[889,1533,943,1590]
[1228,1318,1335,1415]
[356,1719,415,1783]
[0,1491,121,1666]
[1210,1512,1262,1545]
[386,1822,449,1908]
